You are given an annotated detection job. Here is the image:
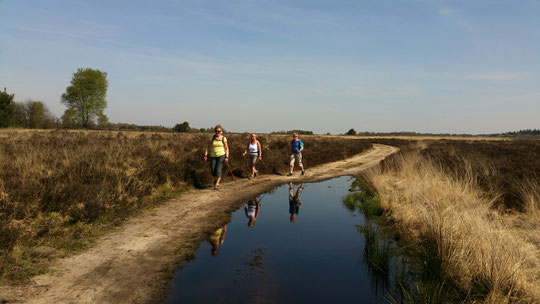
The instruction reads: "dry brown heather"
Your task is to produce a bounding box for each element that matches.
[0,129,372,282]
[364,139,540,303]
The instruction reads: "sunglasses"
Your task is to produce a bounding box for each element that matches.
[216,130,222,133]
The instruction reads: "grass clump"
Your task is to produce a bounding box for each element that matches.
[358,221,393,297]
[365,143,540,303]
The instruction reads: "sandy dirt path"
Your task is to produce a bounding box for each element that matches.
[0,144,398,304]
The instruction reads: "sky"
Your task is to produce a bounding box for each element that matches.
[1,0,539,134]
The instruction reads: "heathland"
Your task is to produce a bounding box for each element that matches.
[1,130,538,304]
[0,130,372,283]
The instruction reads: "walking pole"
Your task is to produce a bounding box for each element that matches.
[227,163,236,182]
[204,158,209,186]
[259,157,267,168]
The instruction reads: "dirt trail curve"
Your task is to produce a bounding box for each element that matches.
[0,144,398,304]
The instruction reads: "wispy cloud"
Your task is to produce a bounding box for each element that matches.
[345,85,422,100]
[439,8,454,16]
[466,73,521,80]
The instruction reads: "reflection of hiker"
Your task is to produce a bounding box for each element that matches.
[243,199,261,227]
[209,225,227,256]
[204,124,229,190]
[242,133,262,180]
[287,132,305,176]
[288,182,303,223]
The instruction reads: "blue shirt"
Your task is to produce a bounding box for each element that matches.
[289,201,301,214]
[291,139,304,154]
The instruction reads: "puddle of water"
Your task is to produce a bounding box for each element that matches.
[163,176,391,304]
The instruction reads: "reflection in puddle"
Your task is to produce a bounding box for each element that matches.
[288,182,303,223]
[243,198,261,228]
[209,225,227,257]
[164,176,395,304]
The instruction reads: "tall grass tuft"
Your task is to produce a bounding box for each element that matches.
[365,151,540,303]
[359,222,392,275]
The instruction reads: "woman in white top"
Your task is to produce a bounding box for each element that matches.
[242,133,262,179]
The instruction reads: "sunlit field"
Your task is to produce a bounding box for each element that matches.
[0,129,372,282]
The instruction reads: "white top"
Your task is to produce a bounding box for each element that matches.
[247,204,257,217]
[248,142,259,155]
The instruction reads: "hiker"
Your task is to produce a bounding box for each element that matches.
[209,225,227,256]
[242,133,262,179]
[287,132,305,176]
[204,124,229,190]
[243,198,261,228]
[289,182,303,223]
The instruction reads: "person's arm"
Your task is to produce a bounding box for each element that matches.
[224,138,229,163]
[243,142,249,157]
[243,204,248,217]
[254,204,260,219]
[257,141,262,159]
[220,225,227,242]
[298,140,303,153]
[204,139,209,160]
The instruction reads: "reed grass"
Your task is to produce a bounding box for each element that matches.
[365,151,540,303]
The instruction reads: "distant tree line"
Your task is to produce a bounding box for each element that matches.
[344,129,539,137]
[172,121,228,133]
[490,129,540,137]
[0,89,57,129]
[271,130,314,135]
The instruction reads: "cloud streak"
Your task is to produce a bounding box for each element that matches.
[465,73,521,80]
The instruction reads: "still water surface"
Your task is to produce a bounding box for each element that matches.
[164,176,387,303]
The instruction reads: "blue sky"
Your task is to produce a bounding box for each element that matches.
[1,0,539,134]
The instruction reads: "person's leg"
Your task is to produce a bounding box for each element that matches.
[298,154,304,174]
[210,157,218,186]
[250,156,256,176]
[289,154,295,175]
[252,156,258,176]
[289,183,294,201]
[215,155,225,186]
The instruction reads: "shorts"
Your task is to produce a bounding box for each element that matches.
[249,154,259,165]
[289,153,303,167]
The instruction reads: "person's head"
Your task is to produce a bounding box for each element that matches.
[290,213,296,223]
[250,133,257,141]
[292,132,299,141]
[215,124,223,135]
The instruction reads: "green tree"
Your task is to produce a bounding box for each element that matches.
[12,100,56,129]
[0,88,15,128]
[173,121,191,132]
[346,128,357,135]
[27,101,47,128]
[12,102,27,127]
[61,109,79,128]
[61,68,108,128]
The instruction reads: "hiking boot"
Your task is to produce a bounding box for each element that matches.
[287,173,293,176]
[301,170,305,176]
[248,175,253,180]
[254,170,257,177]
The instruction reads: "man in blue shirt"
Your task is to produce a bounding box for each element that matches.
[287,132,305,176]
[289,182,303,222]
